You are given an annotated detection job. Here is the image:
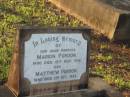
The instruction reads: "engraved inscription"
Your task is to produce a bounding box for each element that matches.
[24,33,87,84]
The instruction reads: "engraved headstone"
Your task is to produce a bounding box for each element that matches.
[6,27,90,96]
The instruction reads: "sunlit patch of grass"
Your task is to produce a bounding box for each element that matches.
[0,48,11,80]
[0,0,81,80]
[91,63,130,90]
[94,54,113,62]
[100,43,109,50]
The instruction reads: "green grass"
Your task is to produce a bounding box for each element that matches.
[95,54,113,62]
[0,0,81,80]
[91,64,130,90]
[90,40,130,90]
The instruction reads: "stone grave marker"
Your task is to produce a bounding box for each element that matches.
[6,27,90,97]
[49,0,130,40]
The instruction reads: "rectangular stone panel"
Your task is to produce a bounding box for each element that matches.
[18,27,90,96]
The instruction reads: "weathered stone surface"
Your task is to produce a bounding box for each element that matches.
[24,89,105,97]
[6,30,20,96]
[0,77,124,97]
[89,77,124,97]
[0,86,104,97]
[48,0,130,40]
[89,77,111,91]
[0,86,15,97]
[0,80,6,85]
[100,0,130,11]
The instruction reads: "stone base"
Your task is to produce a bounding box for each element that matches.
[48,0,130,40]
[89,77,124,97]
[0,86,15,97]
[0,77,124,97]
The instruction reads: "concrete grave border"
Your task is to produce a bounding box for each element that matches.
[48,0,130,40]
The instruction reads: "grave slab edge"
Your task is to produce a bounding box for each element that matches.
[48,0,130,40]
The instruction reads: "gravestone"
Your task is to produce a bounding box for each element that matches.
[49,0,130,40]
[6,27,90,97]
